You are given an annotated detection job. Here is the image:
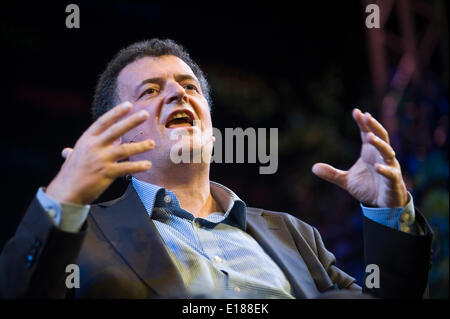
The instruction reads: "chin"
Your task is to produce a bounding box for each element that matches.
[168,139,205,164]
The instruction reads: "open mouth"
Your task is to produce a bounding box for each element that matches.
[165,110,195,128]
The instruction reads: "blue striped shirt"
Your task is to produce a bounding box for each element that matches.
[131,177,295,299]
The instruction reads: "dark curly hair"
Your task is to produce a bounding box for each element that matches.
[92,38,212,120]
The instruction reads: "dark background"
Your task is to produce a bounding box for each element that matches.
[1,1,448,298]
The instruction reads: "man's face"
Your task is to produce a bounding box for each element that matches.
[117,55,213,167]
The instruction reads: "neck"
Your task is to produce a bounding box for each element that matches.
[133,161,222,218]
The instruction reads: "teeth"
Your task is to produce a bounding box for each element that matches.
[168,112,190,122]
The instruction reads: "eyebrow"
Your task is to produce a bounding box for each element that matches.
[136,74,201,95]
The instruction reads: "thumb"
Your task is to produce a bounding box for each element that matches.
[312,163,348,190]
[61,147,74,159]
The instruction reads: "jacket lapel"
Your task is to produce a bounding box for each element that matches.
[89,185,326,298]
[90,184,187,298]
[245,207,321,298]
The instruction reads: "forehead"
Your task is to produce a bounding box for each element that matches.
[117,55,197,88]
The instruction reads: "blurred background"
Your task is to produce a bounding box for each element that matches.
[0,0,448,298]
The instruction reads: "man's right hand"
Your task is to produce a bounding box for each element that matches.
[46,101,154,205]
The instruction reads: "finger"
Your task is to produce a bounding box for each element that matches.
[109,160,152,177]
[312,163,347,189]
[352,108,370,133]
[87,101,133,136]
[113,137,122,146]
[364,112,390,144]
[61,147,73,159]
[374,163,396,180]
[99,110,149,145]
[368,132,396,164]
[109,139,155,161]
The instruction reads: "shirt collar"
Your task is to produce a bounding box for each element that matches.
[131,177,247,230]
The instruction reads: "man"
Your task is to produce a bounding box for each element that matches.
[0,39,433,298]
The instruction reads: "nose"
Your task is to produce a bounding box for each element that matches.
[164,80,188,105]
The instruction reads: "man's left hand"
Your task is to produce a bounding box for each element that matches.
[312,108,408,208]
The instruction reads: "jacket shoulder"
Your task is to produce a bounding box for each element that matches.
[246,206,317,236]
[92,184,135,208]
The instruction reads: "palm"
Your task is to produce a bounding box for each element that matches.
[313,109,407,208]
[346,142,395,207]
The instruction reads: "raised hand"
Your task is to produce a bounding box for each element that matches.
[46,102,155,205]
[312,108,408,208]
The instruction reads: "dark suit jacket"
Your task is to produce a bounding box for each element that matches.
[0,184,433,299]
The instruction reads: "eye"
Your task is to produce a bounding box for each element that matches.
[139,87,159,99]
[184,84,199,92]
[145,88,157,95]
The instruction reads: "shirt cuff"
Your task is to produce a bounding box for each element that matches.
[36,187,90,233]
[360,192,415,233]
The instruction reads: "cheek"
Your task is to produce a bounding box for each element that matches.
[132,102,162,133]
[191,98,212,127]
[123,119,158,144]
[201,112,213,131]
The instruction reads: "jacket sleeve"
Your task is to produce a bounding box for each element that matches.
[0,196,87,298]
[310,226,361,292]
[284,213,361,293]
[361,208,433,298]
[288,207,432,298]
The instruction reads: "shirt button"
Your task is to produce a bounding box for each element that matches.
[48,208,57,218]
[214,256,223,263]
[400,224,411,233]
[401,212,411,221]
[164,195,172,204]
[234,286,240,293]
